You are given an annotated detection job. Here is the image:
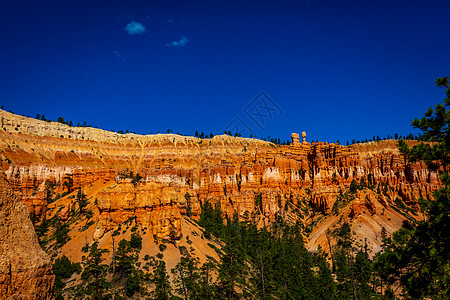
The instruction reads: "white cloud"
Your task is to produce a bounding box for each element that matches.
[166,18,188,24]
[113,50,127,62]
[166,35,189,47]
[125,21,146,35]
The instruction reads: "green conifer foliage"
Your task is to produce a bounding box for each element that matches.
[378,76,450,298]
[81,242,110,299]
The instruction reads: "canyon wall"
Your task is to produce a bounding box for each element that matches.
[0,110,441,243]
[0,170,54,299]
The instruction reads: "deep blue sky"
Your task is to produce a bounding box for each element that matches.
[1,0,449,144]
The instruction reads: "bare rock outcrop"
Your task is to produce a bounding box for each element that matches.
[0,171,54,299]
[0,109,442,254]
[94,180,196,240]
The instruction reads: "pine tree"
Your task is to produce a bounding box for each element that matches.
[114,234,141,279]
[81,242,110,300]
[151,260,172,300]
[171,253,202,299]
[199,201,223,238]
[185,192,192,218]
[380,76,450,298]
[313,250,338,300]
[217,223,247,299]
[198,258,217,298]
[53,255,81,298]
[354,249,373,299]
[77,188,87,215]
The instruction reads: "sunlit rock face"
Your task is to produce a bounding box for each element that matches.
[0,109,441,241]
[94,180,196,240]
[0,171,54,299]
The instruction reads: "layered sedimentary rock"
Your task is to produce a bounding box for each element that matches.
[307,141,439,214]
[0,109,441,241]
[94,179,199,240]
[0,171,54,299]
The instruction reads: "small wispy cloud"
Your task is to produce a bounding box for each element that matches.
[113,50,127,62]
[166,35,189,47]
[166,18,188,24]
[125,21,146,35]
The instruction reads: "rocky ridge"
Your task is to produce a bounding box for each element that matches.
[0,109,441,253]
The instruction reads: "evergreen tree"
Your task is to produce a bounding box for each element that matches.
[113,233,143,296]
[313,250,338,300]
[81,242,110,300]
[53,255,81,298]
[354,249,373,299]
[185,192,192,218]
[151,260,172,300]
[217,215,247,299]
[381,76,450,298]
[115,238,137,278]
[331,223,359,299]
[57,117,66,124]
[199,201,224,238]
[171,253,202,299]
[55,221,70,246]
[198,258,218,299]
[77,188,87,215]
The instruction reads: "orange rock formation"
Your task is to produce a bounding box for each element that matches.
[0,109,440,246]
[0,171,54,299]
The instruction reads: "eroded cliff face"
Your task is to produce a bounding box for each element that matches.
[0,109,441,249]
[94,179,199,240]
[308,141,439,213]
[0,171,54,299]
